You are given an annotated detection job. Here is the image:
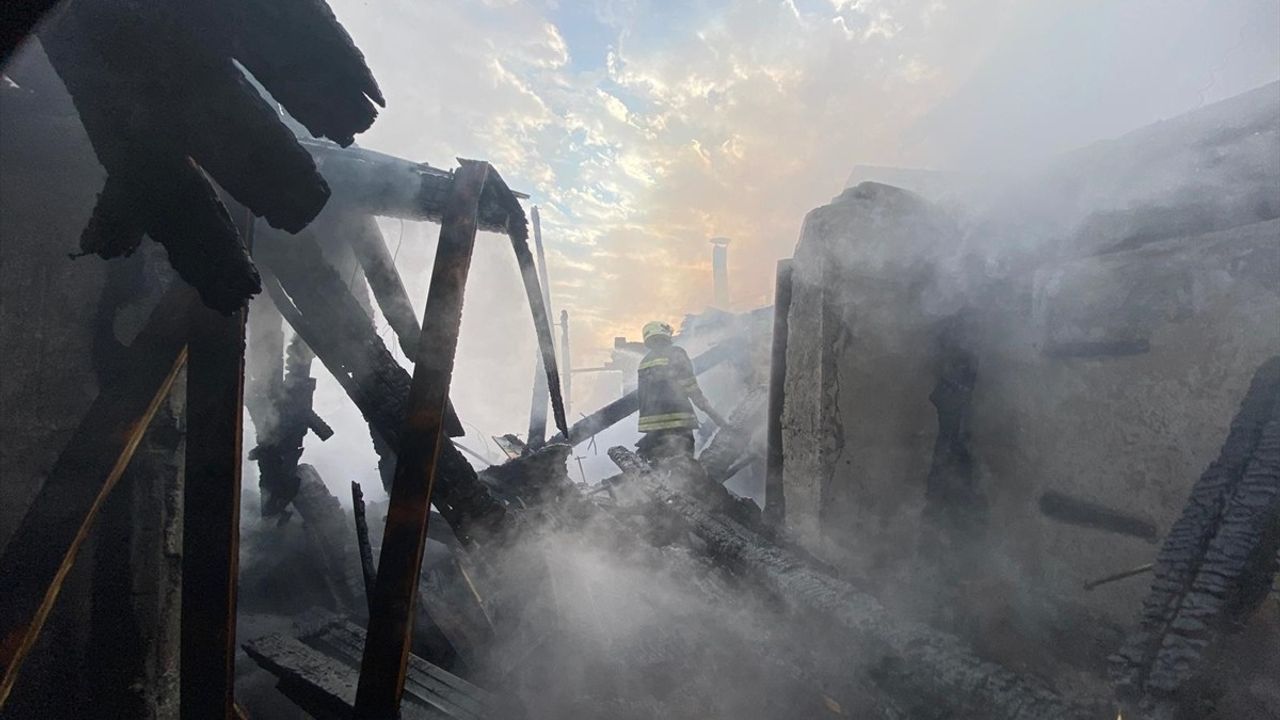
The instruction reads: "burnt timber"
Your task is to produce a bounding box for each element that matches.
[606,447,1105,720]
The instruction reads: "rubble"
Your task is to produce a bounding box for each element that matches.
[605,447,1106,720]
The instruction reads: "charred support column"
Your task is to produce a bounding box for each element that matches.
[180,298,248,720]
[0,286,194,709]
[764,259,791,526]
[526,205,553,448]
[354,161,490,718]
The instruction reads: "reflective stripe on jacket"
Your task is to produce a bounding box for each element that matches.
[637,345,700,432]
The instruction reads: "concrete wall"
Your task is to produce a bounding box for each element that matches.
[780,84,1280,680]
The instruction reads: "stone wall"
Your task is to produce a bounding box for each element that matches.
[780,83,1280,684]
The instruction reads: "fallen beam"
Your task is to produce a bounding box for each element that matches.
[607,447,1104,720]
[300,139,520,232]
[549,338,743,447]
[0,285,194,709]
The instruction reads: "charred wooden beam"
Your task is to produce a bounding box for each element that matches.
[549,338,744,447]
[345,213,421,357]
[35,0,383,312]
[1112,355,1280,719]
[180,294,248,719]
[299,140,520,232]
[764,259,792,525]
[698,385,768,484]
[216,0,384,147]
[0,285,194,709]
[607,447,1104,720]
[352,482,378,617]
[1038,491,1158,543]
[354,160,490,719]
[250,333,330,518]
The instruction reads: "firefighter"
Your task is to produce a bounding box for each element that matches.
[635,320,729,466]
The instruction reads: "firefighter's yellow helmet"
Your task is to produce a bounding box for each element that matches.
[642,321,673,344]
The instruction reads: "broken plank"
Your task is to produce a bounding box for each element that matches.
[354,159,491,719]
[0,284,195,709]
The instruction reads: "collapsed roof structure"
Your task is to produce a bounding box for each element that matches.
[0,4,1277,720]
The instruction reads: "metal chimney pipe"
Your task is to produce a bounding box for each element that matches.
[709,237,730,308]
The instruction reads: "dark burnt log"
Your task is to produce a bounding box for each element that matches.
[697,384,768,484]
[1039,490,1159,543]
[352,482,378,616]
[354,160,489,718]
[549,338,744,447]
[344,213,421,357]
[0,285,194,709]
[217,0,383,147]
[1113,356,1280,720]
[180,294,247,719]
[606,447,1104,720]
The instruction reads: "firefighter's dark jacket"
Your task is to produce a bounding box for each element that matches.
[636,344,705,432]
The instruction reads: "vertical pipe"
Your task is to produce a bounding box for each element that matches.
[526,205,553,447]
[560,309,571,422]
[764,259,792,527]
[710,237,730,308]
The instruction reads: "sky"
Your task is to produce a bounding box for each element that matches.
[283,0,1279,495]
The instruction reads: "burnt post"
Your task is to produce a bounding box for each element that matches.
[180,297,248,720]
[353,161,491,718]
[764,259,792,526]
